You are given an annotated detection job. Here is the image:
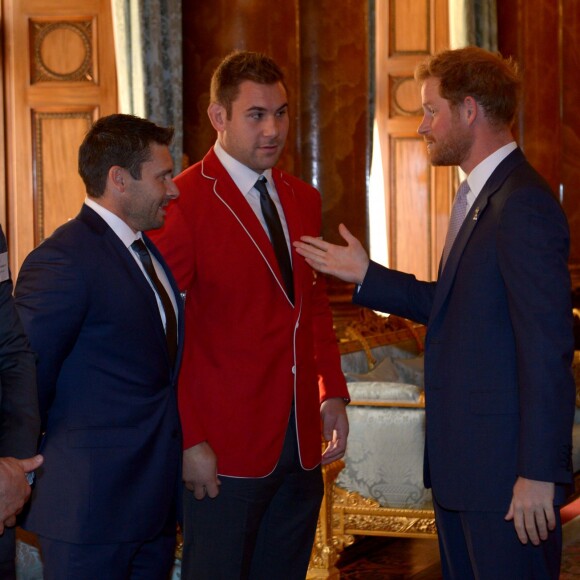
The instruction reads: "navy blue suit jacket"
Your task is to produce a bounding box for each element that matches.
[356,148,575,512]
[15,205,184,543]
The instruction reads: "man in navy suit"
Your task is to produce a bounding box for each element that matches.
[295,46,576,579]
[15,114,184,580]
[0,225,42,579]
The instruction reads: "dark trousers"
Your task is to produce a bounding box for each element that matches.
[181,417,324,580]
[434,495,562,579]
[0,527,16,580]
[37,529,176,580]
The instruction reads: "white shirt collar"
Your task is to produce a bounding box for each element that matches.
[466,142,518,201]
[84,197,141,247]
[213,141,273,196]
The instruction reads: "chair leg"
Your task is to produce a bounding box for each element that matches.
[307,459,345,579]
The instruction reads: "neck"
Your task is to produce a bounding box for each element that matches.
[461,128,514,174]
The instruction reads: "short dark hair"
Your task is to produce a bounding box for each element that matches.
[78,114,174,198]
[210,51,286,118]
[415,46,521,128]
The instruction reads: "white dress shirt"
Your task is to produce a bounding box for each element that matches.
[84,197,178,332]
[213,141,292,258]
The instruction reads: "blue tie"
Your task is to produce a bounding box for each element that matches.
[441,180,469,272]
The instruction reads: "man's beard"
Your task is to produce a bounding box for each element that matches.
[428,126,472,167]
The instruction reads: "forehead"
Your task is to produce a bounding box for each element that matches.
[421,77,444,104]
[233,80,288,110]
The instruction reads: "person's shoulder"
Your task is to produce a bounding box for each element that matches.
[26,213,95,264]
[273,168,319,197]
[174,149,216,189]
[174,158,203,184]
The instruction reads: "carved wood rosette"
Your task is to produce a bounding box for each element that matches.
[30,19,95,84]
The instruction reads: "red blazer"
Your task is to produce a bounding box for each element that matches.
[148,148,348,477]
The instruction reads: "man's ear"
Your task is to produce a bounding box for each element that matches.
[208,102,227,131]
[109,166,126,192]
[463,96,478,125]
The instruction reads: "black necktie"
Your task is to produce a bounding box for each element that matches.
[254,176,294,304]
[131,239,178,365]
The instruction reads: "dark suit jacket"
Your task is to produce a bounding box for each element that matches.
[0,226,39,459]
[0,225,40,565]
[14,205,184,544]
[355,148,576,512]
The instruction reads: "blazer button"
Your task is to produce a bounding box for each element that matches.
[291,365,296,374]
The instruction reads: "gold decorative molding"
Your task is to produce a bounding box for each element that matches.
[30,19,94,84]
[307,459,352,579]
[333,486,437,538]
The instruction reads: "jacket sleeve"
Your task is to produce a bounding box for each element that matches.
[355,260,437,326]
[15,242,87,432]
[497,187,575,484]
[0,227,40,458]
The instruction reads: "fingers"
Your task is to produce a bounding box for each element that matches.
[205,479,221,499]
[321,438,346,464]
[505,499,555,545]
[19,455,44,471]
[337,223,354,242]
[3,516,16,529]
[191,478,221,500]
[193,483,206,501]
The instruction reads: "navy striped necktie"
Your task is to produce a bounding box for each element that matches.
[131,239,177,365]
[254,176,294,304]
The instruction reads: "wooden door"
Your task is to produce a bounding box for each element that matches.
[375,0,453,281]
[2,0,117,272]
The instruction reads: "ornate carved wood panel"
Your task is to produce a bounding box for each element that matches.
[375,0,452,281]
[2,0,117,271]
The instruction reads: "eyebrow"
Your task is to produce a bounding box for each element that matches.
[154,167,174,178]
[245,103,289,114]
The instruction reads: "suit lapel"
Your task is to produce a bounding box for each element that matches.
[202,150,295,306]
[431,149,525,324]
[77,205,174,366]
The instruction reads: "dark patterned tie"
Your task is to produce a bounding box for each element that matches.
[441,180,470,272]
[255,176,294,304]
[131,239,178,365]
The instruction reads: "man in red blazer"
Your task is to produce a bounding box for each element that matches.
[148,51,349,579]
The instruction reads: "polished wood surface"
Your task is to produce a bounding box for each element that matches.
[2,0,117,271]
[498,0,580,283]
[297,0,369,248]
[375,0,452,281]
[181,0,369,249]
[181,0,300,174]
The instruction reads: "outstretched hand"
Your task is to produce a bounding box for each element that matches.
[293,224,370,285]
